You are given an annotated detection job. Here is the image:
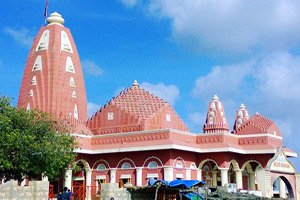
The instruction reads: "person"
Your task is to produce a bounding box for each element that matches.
[67,189,73,200]
[61,187,70,200]
[56,191,62,200]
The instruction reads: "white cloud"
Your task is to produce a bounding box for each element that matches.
[141,82,180,105]
[121,0,139,8]
[147,0,300,54]
[192,62,254,99]
[4,27,34,48]
[255,53,300,101]
[87,102,101,117]
[81,60,104,77]
[190,51,300,144]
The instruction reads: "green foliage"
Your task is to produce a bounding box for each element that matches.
[0,96,77,181]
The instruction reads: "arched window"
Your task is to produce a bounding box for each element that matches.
[121,162,131,169]
[32,56,42,71]
[72,91,77,98]
[31,76,37,85]
[203,165,209,171]
[61,31,73,53]
[97,164,106,171]
[29,89,33,97]
[65,57,75,73]
[70,77,76,87]
[190,163,197,169]
[74,104,78,119]
[35,30,49,51]
[176,162,183,168]
[148,161,158,169]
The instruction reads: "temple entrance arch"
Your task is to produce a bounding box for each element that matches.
[271,176,294,199]
[199,159,220,186]
[72,160,91,200]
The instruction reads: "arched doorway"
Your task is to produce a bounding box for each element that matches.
[272,176,294,199]
[199,160,220,187]
[92,159,110,197]
[241,160,262,190]
[72,160,90,200]
[228,160,240,185]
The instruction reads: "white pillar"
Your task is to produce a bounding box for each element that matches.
[212,171,217,186]
[186,169,191,180]
[136,167,143,186]
[42,174,48,182]
[163,167,174,182]
[110,168,117,183]
[64,169,72,190]
[236,170,243,189]
[220,168,228,187]
[249,172,255,190]
[197,169,202,181]
[86,169,92,200]
[279,178,286,199]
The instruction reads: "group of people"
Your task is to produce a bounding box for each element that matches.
[57,187,73,200]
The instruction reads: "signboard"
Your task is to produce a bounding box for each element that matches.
[269,150,295,174]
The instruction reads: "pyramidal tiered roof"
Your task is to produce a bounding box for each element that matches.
[109,80,167,121]
[235,113,282,136]
[17,12,87,122]
[87,81,189,134]
[203,95,229,133]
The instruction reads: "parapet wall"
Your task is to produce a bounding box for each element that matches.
[0,180,49,200]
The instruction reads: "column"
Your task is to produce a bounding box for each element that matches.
[110,168,117,183]
[212,171,217,186]
[136,167,143,186]
[220,168,228,187]
[235,170,243,189]
[279,178,286,199]
[42,174,48,181]
[163,167,174,182]
[64,169,72,190]
[248,172,255,190]
[197,169,202,181]
[86,169,92,200]
[186,169,191,180]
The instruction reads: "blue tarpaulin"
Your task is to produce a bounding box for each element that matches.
[148,178,205,189]
[148,178,205,200]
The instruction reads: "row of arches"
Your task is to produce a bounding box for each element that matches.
[76,157,263,172]
[59,156,295,199]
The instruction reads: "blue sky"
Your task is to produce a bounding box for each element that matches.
[1,0,300,170]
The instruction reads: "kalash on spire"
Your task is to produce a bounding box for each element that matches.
[18,12,88,122]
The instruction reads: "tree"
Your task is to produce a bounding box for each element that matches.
[0,96,77,181]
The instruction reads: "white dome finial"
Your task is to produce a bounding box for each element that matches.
[240,103,246,109]
[213,95,219,100]
[47,12,64,25]
[132,80,139,86]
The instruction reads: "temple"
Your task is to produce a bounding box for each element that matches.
[18,12,300,199]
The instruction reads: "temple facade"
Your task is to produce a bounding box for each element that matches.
[18,12,300,199]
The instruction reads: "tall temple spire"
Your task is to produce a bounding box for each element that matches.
[233,103,250,133]
[203,95,229,133]
[18,12,87,122]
